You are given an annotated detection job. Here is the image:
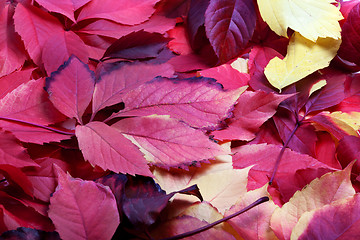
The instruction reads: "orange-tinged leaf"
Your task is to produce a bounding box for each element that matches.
[291,194,360,239]
[270,163,356,240]
[225,184,277,240]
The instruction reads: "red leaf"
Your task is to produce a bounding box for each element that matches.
[315,132,341,169]
[42,31,89,75]
[75,121,152,176]
[310,113,351,140]
[205,0,256,63]
[77,0,161,25]
[0,5,26,78]
[92,62,174,116]
[0,130,37,168]
[101,30,170,61]
[48,166,119,240]
[0,78,65,125]
[111,77,245,129]
[0,68,33,99]
[46,56,95,124]
[198,63,249,90]
[338,3,360,66]
[13,3,64,65]
[233,144,330,191]
[168,25,193,55]
[35,0,91,22]
[337,135,360,174]
[0,164,33,197]
[113,115,227,169]
[77,15,176,39]
[273,109,317,156]
[213,90,289,141]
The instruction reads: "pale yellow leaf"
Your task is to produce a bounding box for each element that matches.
[257,0,343,41]
[265,32,341,91]
[327,111,360,133]
[230,58,249,73]
[308,79,327,97]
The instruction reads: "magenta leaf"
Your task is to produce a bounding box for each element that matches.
[110,77,244,130]
[45,56,95,124]
[48,166,119,240]
[77,0,161,25]
[213,90,290,141]
[75,121,152,176]
[0,78,65,126]
[273,109,317,156]
[0,227,60,240]
[112,115,228,169]
[122,175,202,229]
[35,0,91,22]
[205,0,256,63]
[101,30,171,61]
[0,68,33,99]
[13,3,64,66]
[92,62,174,116]
[338,3,360,66]
[0,5,26,78]
[42,31,89,75]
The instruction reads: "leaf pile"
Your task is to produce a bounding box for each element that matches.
[0,0,360,239]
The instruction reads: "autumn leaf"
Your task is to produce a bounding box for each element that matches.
[264,32,341,91]
[257,0,343,41]
[48,166,119,240]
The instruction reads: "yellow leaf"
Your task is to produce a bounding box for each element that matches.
[309,79,327,97]
[265,32,341,91]
[327,111,360,133]
[257,0,343,42]
[230,58,249,73]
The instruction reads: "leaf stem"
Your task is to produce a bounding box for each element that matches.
[0,117,75,135]
[157,197,269,240]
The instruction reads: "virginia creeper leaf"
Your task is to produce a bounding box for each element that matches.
[0,227,60,240]
[0,5,26,78]
[35,0,91,22]
[265,32,341,91]
[168,25,193,55]
[42,31,89,75]
[48,166,119,240]
[226,184,277,240]
[13,3,64,65]
[270,163,355,240]
[46,56,95,124]
[337,135,360,173]
[111,77,246,130]
[213,90,289,141]
[338,3,360,66]
[77,0,161,25]
[0,68,33,99]
[92,62,174,116]
[101,31,170,61]
[112,115,227,169]
[0,79,65,125]
[257,0,343,41]
[292,194,360,239]
[205,0,256,63]
[75,121,152,176]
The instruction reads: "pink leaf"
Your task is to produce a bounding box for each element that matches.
[46,56,95,124]
[0,5,26,78]
[338,3,360,66]
[42,31,89,75]
[0,130,37,168]
[205,0,256,63]
[75,121,152,176]
[213,90,289,141]
[337,135,360,174]
[77,0,161,25]
[77,15,176,39]
[0,68,33,99]
[113,115,227,169]
[0,78,65,125]
[198,63,249,90]
[13,3,64,66]
[35,0,91,22]
[92,62,174,116]
[111,77,245,130]
[48,166,119,240]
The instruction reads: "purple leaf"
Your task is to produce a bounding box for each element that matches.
[46,56,95,124]
[205,0,256,63]
[110,77,245,130]
[0,227,60,240]
[112,115,228,169]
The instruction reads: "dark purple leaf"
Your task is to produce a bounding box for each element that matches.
[0,227,60,240]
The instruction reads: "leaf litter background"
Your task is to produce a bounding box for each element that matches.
[0,0,360,239]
